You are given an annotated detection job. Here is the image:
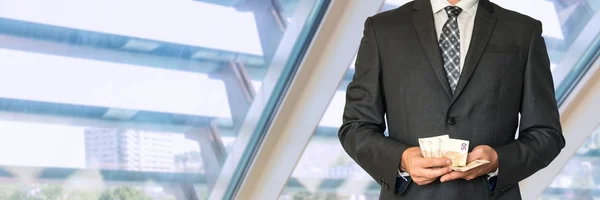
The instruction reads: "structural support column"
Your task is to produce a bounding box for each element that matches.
[185,122,228,192]
[210,61,256,134]
[236,0,286,66]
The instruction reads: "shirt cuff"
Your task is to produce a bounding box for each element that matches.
[395,170,412,195]
[487,168,499,180]
[397,169,410,181]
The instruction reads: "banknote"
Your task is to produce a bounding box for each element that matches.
[450,159,490,172]
[418,135,449,158]
[418,138,431,158]
[440,138,469,166]
[432,135,448,158]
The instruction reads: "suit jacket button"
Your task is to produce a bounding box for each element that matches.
[448,117,456,125]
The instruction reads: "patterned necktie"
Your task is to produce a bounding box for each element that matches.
[439,6,462,94]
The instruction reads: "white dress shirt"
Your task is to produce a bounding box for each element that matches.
[398,0,498,179]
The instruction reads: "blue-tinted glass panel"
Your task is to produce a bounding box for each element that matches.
[540,127,600,199]
[0,0,324,198]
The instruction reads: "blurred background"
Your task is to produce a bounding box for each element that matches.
[0,0,597,199]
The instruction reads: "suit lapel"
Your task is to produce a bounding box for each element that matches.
[412,0,452,99]
[451,1,497,104]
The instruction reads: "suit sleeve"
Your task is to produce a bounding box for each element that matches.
[338,17,411,195]
[493,20,566,195]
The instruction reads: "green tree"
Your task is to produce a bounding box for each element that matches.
[291,191,311,200]
[98,186,152,200]
[67,189,100,200]
[5,184,65,200]
[290,191,340,200]
[9,190,38,200]
[39,184,65,200]
[0,185,17,199]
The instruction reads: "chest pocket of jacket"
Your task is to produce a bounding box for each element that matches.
[468,44,522,99]
[478,44,521,79]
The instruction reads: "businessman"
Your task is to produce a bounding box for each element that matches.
[338,0,566,199]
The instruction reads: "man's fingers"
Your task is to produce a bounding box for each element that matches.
[466,154,479,163]
[466,148,485,163]
[464,175,478,181]
[412,167,450,186]
[421,158,452,168]
[422,167,452,179]
[440,171,467,182]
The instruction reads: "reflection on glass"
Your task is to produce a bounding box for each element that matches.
[0,0,321,198]
[281,0,600,199]
[540,127,600,199]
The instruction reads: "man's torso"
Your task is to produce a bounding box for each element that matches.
[371,0,538,199]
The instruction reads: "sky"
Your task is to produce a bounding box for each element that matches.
[0,120,86,168]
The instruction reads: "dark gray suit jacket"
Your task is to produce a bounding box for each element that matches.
[338,0,566,199]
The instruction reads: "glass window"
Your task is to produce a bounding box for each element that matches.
[280,0,600,199]
[0,0,326,199]
[540,126,600,199]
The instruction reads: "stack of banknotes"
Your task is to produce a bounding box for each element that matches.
[418,135,489,172]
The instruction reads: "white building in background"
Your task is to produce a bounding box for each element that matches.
[84,128,176,172]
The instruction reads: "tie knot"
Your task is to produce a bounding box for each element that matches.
[444,6,462,18]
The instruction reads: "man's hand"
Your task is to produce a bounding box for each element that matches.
[401,147,452,186]
[440,145,499,182]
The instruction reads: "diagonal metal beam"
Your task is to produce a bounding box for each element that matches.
[209,61,256,134]
[0,31,265,80]
[236,0,287,66]
[185,122,227,192]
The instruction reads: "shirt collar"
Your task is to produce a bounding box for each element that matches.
[431,0,479,15]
